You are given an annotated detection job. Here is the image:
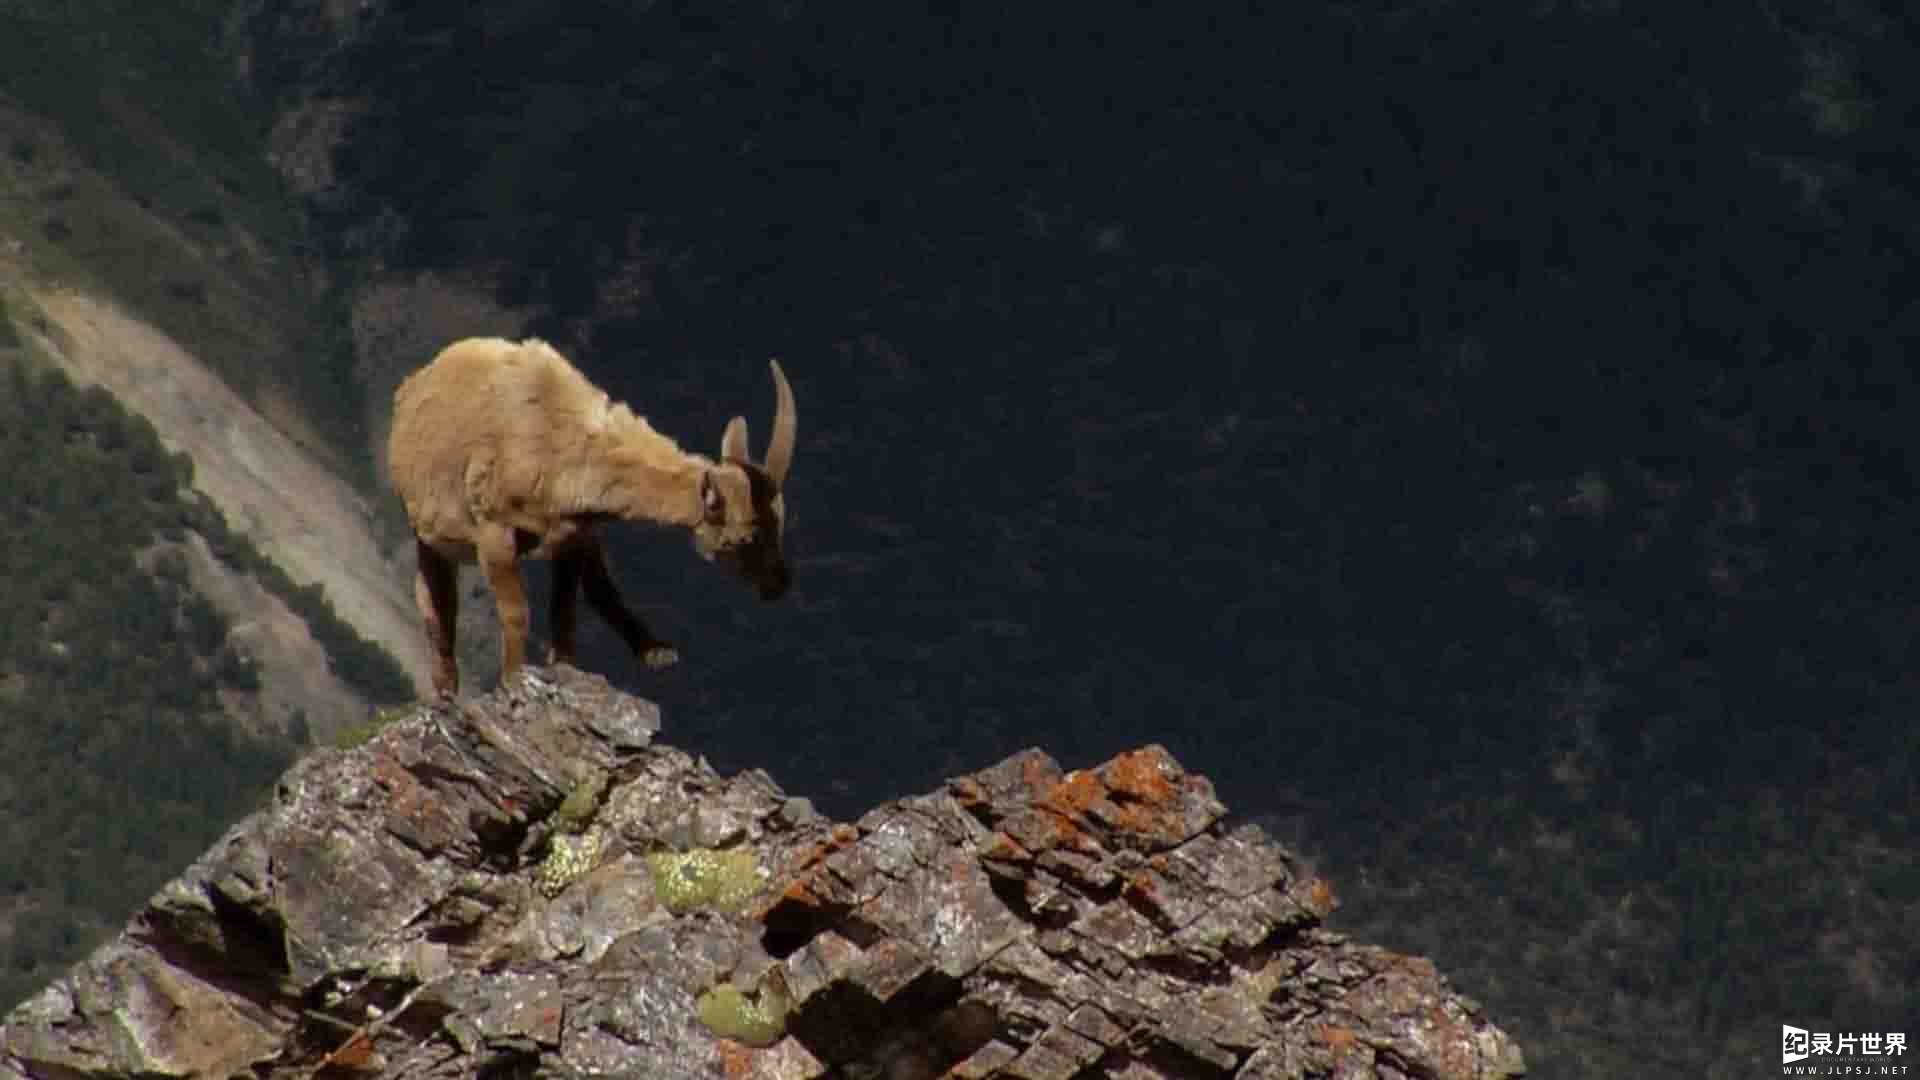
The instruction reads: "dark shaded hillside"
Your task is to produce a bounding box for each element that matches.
[0,331,416,1007]
[260,0,1920,782]
[237,2,1920,1074]
[0,0,372,467]
[0,354,290,1006]
[0,25,419,993]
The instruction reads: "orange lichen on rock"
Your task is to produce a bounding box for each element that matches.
[789,825,861,876]
[321,1030,380,1073]
[759,823,868,916]
[359,754,468,851]
[717,1040,755,1078]
[1317,1022,1361,1059]
[1099,746,1182,805]
[978,830,1032,864]
[1123,869,1165,914]
[1037,811,1095,855]
[1019,752,1063,792]
[1039,769,1106,818]
[770,879,819,913]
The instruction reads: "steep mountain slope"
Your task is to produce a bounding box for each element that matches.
[0,11,425,706]
[0,2,422,1007]
[24,288,428,689]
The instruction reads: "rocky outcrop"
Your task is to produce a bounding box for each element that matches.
[0,668,1524,1078]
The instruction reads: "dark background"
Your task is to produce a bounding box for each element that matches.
[251,1,1916,1073]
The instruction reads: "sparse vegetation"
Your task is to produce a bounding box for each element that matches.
[332,704,415,751]
[173,489,415,705]
[0,354,293,1005]
[0,0,373,481]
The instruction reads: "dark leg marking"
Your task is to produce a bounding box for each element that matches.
[578,538,679,670]
[414,538,461,698]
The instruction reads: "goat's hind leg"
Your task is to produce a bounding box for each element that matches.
[414,538,461,698]
[578,539,679,669]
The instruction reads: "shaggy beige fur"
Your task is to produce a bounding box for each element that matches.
[387,337,797,696]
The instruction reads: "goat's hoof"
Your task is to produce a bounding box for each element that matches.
[640,644,679,669]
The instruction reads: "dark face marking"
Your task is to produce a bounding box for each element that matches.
[693,463,791,601]
[726,465,790,601]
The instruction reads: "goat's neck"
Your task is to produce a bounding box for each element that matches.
[587,443,706,528]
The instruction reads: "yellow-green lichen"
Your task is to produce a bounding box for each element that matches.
[694,977,790,1047]
[535,825,607,897]
[644,848,768,915]
[333,704,414,750]
[553,768,610,834]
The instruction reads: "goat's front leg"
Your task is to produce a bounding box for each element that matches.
[578,538,679,669]
[548,550,582,666]
[413,537,460,698]
[475,525,531,684]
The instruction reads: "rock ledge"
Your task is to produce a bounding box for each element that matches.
[1,667,1524,1078]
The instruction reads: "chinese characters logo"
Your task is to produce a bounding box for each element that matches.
[1784,1024,1909,1066]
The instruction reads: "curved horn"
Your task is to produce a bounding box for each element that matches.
[763,358,796,486]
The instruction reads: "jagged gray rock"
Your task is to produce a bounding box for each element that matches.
[0,667,1525,1078]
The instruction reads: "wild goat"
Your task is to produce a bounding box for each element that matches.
[386,337,796,697]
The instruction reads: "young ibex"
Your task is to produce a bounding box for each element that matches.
[386,337,796,697]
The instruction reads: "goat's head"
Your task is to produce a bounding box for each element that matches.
[693,359,797,601]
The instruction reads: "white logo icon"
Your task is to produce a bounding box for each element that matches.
[1784,1025,1810,1064]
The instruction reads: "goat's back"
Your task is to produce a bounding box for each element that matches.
[386,337,610,544]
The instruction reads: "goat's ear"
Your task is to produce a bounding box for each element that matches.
[720,416,749,462]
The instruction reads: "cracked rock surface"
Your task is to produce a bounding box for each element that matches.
[0,667,1525,1078]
